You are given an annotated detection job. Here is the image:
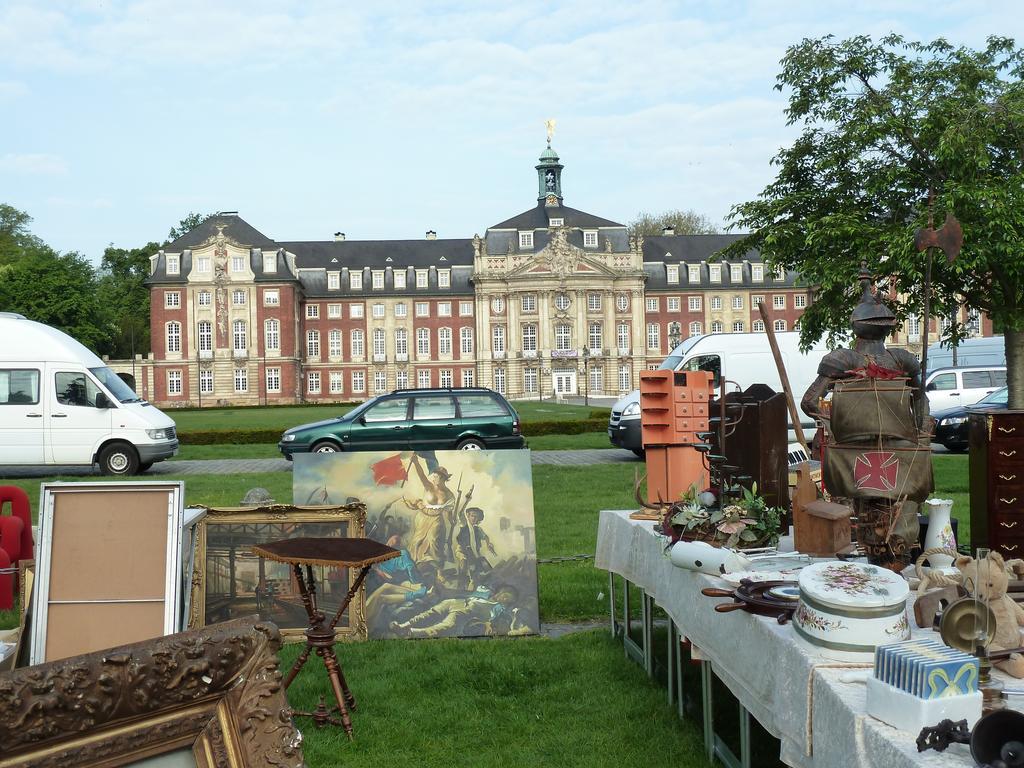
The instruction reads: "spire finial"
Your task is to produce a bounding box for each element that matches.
[545,118,556,146]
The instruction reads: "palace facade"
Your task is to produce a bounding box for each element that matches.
[139,142,969,408]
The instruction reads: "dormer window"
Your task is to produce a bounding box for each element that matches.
[438,269,451,288]
[416,270,429,288]
[231,255,245,272]
[688,264,700,282]
[394,271,407,289]
[519,231,534,249]
[709,265,722,283]
[349,271,363,290]
[372,270,385,290]
[196,256,211,273]
[730,264,742,282]
[752,264,764,282]
[666,265,679,283]
[263,252,276,273]
[549,218,564,227]
[166,254,180,275]
[583,230,598,248]
[328,272,340,290]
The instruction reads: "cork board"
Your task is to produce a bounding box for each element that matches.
[32,483,183,664]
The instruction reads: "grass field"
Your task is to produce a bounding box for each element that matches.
[0,449,970,768]
[168,400,607,433]
[170,431,614,460]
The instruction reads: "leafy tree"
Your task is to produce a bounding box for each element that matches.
[724,35,1024,405]
[0,203,45,268]
[0,247,112,351]
[96,242,159,358]
[167,211,212,243]
[627,209,719,237]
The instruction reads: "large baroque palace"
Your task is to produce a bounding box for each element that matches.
[140,142,829,407]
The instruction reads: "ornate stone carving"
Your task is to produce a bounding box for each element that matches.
[472,233,483,260]
[0,618,303,768]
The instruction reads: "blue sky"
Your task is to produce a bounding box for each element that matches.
[2,1,1021,262]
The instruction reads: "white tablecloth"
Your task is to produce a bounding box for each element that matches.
[594,509,1021,768]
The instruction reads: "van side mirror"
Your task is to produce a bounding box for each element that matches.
[95,392,112,409]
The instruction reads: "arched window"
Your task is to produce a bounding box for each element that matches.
[166,322,181,353]
[264,319,279,351]
[732,320,744,333]
[711,320,724,334]
[232,320,246,352]
[198,321,212,352]
[395,328,408,356]
[372,328,386,357]
[774,319,787,332]
[688,321,703,337]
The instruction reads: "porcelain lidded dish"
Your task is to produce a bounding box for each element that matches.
[792,561,910,660]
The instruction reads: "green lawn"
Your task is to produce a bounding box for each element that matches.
[167,400,606,434]
[170,431,615,460]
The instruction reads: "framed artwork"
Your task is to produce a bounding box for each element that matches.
[0,617,303,768]
[189,503,368,642]
[294,450,540,640]
[31,482,185,665]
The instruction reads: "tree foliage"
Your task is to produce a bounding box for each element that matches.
[724,35,1024,404]
[167,211,212,243]
[0,246,111,350]
[627,209,719,237]
[0,203,45,269]
[96,241,159,358]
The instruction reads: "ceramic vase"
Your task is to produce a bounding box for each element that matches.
[923,498,957,568]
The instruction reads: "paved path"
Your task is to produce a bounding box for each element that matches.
[0,448,639,479]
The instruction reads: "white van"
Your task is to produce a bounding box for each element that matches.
[609,332,833,455]
[925,365,1006,412]
[0,313,178,474]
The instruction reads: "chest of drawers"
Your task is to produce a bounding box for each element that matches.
[968,411,1024,560]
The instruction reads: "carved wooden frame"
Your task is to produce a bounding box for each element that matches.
[190,504,368,642]
[0,617,304,768]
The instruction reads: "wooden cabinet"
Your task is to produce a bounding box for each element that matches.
[968,411,1024,560]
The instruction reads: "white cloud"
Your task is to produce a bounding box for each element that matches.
[0,153,67,174]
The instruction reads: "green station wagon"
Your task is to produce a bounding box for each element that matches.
[278,387,525,458]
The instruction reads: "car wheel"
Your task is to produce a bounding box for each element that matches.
[98,442,140,476]
[312,440,341,453]
[457,438,485,451]
[137,461,154,473]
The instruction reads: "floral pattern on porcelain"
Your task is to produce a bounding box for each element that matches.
[818,563,891,597]
[938,523,956,551]
[794,603,846,633]
[883,613,910,638]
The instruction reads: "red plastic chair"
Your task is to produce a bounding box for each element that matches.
[0,486,34,608]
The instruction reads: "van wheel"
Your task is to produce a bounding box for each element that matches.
[312,441,341,453]
[99,442,140,476]
[457,438,485,451]
[138,461,154,473]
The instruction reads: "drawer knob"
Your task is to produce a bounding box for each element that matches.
[1000,521,1019,528]
[999,427,1017,433]
[999,498,1018,504]
[1000,450,1018,457]
[1004,544,1019,552]
[1000,474,1018,481]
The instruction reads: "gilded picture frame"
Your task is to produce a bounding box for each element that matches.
[0,617,304,768]
[190,503,368,642]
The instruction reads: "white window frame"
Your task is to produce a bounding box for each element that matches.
[263,289,280,307]
[372,328,386,357]
[233,367,248,392]
[167,370,182,395]
[417,327,430,356]
[198,290,212,307]
[583,230,598,248]
[646,323,660,350]
[773,295,786,309]
[522,324,537,352]
[730,264,743,282]
[198,321,213,353]
[395,328,408,356]
[306,330,320,358]
[372,270,385,290]
[460,327,474,356]
[372,303,385,319]
[416,270,428,289]
[732,295,744,310]
[306,304,319,319]
[196,256,211,274]
[795,294,807,309]
[459,301,473,316]
[616,294,629,312]
[349,271,363,290]
[164,291,180,309]
[438,269,451,288]
[330,371,343,394]
[752,319,765,332]
[231,255,245,272]
[263,319,279,352]
[617,323,630,351]
[491,325,506,354]
[265,367,280,393]
[263,253,276,273]
[200,368,214,394]
[521,294,537,313]
[709,264,722,283]
[395,302,408,318]
[688,264,700,283]
[439,327,452,355]
[394,271,407,289]
[588,322,602,350]
[774,319,787,332]
[307,371,321,394]
[618,365,631,392]
[732,320,745,333]
[350,303,364,319]
[350,329,364,358]
[166,254,180,275]
[417,369,431,388]
[519,231,534,249]
[438,302,452,317]
[666,265,679,284]
[351,370,365,393]
[327,303,341,318]
[396,369,409,389]
[587,293,602,312]
[439,369,453,388]
[374,370,388,393]
[461,369,475,387]
[688,296,702,312]
[328,329,342,358]
[689,321,703,337]
[752,264,764,282]
[232,289,246,307]
[711,320,724,333]
[645,297,658,312]
[710,296,722,311]
[415,302,429,318]
[166,322,181,353]
[555,324,571,351]
[667,297,680,312]
[328,272,340,290]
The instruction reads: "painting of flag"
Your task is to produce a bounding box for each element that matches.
[293,450,539,640]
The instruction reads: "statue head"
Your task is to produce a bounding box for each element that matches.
[850,266,897,341]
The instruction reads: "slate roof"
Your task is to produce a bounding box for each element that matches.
[490,202,624,230]
[280,238,474,268]
[642,234,802,290]
[164,214,279,251]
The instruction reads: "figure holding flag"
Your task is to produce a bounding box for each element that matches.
[404,453,456,565]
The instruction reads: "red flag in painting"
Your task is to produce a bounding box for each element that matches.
[372,453,407,486]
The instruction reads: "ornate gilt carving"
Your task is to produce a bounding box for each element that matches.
[0,619,303,768]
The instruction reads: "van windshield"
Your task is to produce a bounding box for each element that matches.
[89,366,142,403]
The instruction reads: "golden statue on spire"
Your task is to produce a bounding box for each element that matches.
[545,118,556,145]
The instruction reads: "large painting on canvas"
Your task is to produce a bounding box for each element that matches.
[294,450,539,639]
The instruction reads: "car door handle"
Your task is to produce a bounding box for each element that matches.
[392,426,403,430]
[51,413,68,418]
[26,413,42,418]
[949,393,960,396]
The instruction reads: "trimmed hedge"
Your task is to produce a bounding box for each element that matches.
[178,417,610,445]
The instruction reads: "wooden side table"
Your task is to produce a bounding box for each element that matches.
[251,536,399,739]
